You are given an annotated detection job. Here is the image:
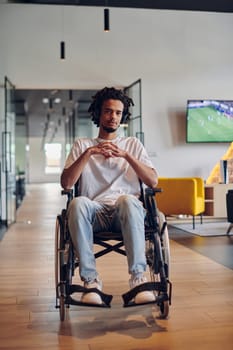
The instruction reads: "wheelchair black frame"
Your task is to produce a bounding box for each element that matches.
[55,185,172,320]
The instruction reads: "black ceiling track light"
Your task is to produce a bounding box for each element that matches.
[60,41,65,60]
[59,6,65,60]
[104,8,110,32]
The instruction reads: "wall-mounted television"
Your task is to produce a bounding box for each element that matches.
[186,99,233,143]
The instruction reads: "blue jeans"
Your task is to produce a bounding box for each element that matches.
[67,194,147,283]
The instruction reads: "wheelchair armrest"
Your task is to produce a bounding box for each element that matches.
[144,187,162,228]
[145,187,162,196]
[61,188,74,202]
[61,188,73,195]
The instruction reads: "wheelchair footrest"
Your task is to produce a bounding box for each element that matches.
[122,281,167,307]
[67,284,113,307]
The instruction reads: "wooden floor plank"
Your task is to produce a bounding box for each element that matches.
[0,183,232,350]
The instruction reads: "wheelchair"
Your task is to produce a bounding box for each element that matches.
[55,183,172,321]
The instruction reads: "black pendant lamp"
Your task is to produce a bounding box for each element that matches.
[104,8,110,32]
[60,41,65,60]
[60,7,65,60]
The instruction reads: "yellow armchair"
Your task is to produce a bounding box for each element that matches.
[156,177,205,229]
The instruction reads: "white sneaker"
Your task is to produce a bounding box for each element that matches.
[129,274,155,304]
[81,278,103,305]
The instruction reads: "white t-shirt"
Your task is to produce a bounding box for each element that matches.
[64,136,154,205]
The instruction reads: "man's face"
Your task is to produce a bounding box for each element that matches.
[99,99,124,133]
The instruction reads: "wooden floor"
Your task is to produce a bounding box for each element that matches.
[0,183,233,350]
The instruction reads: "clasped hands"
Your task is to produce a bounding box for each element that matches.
[95,141,126,159]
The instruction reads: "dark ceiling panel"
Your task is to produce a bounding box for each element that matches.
[7,0,233,13]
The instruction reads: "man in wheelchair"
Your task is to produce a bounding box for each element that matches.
[60,87,160,307]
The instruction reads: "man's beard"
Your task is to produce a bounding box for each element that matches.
[102,125,118,133]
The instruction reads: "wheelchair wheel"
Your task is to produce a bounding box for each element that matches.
[147,238,170,319]
[158,211,170,319]
[55,212,66,321]
[146,211,170,319]
[158,211,170,278]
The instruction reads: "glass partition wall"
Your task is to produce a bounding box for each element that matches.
[124,79,143,142]
[3,77,16,226]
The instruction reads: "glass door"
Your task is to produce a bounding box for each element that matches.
[3,77,16,226]
[124,79,143,143]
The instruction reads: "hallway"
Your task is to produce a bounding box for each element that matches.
[0,183,232,350]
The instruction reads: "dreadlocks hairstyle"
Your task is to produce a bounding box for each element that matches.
[88,87,134,127]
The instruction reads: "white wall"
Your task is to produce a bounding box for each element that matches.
[0,4,232,182]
